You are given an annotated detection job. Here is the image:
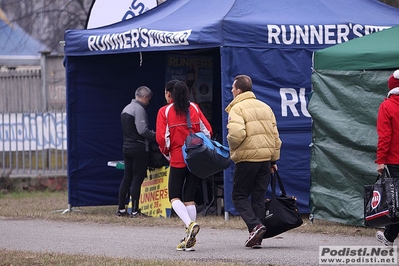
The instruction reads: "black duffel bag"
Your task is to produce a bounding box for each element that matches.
[263,171,303,238]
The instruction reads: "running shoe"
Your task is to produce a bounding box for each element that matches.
[115,210,128,217]
[186,221,200,249]
[376,231,393,246]
[245,224,266,248]
[176,237,195,251]
[130,209,150,218]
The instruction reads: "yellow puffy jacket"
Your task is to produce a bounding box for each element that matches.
[225,91,282,164]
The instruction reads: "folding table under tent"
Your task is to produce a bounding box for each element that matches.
[63,0,399,217]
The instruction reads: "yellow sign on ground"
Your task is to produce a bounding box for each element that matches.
[108,161,171,218]
[128,166,171,218]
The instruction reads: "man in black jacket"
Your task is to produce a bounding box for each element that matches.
[116,86,156,218]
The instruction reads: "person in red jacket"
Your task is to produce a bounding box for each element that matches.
[156,80,212,251]
[375,70,399,246]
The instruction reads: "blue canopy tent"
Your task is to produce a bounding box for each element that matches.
[63,0,399,215]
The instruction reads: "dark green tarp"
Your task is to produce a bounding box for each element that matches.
[314,25,399,71]
[309,26,399,226]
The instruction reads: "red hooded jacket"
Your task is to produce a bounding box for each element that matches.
[156,102,212,168]
[376,94,399,164]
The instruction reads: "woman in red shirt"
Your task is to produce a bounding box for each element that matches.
[375,70,399,246]
[156,80,212,251]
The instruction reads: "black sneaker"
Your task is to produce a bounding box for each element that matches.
[245,224,266,248]
[252,241,262,249]
[115,210,128,217]
[130,209,150,218]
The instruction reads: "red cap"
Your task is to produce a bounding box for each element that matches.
[388,70,399,90]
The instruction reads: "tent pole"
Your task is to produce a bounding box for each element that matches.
[224,211,229,221]
[52,204,83,214]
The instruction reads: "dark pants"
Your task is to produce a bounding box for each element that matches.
[118,150,149,212]
[232,161,271,232]
[168,166,199,202]
[385,164,399,242]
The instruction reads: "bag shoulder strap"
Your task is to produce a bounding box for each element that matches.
[384,166,392,178]
[270,173,277,199]
[275,171,287,195]
[375,166,392,182]
[270,170,287,198]
[186,102,199,132]
[186,107,192,130]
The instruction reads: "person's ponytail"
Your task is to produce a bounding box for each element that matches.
[172,81,190,116]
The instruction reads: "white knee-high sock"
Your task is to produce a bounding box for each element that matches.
[186,205,197,222]
[172,200,191,227]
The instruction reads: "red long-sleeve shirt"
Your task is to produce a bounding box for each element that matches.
[156,102,212,168]
[376,94,399,164]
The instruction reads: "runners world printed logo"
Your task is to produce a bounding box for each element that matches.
[371,191,381,209]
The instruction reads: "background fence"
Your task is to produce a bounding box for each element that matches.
[0,112,67,176]
[0,69,43,112]
[0,55,67,177]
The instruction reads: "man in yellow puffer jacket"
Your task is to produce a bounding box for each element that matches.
[225,74,282,249]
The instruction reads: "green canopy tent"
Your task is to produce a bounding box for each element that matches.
[309,25,399,226]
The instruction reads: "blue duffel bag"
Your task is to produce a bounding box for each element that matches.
[182,132,231,179]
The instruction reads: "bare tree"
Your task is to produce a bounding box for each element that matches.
[381,0,399,8]
[0,0,92,53]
